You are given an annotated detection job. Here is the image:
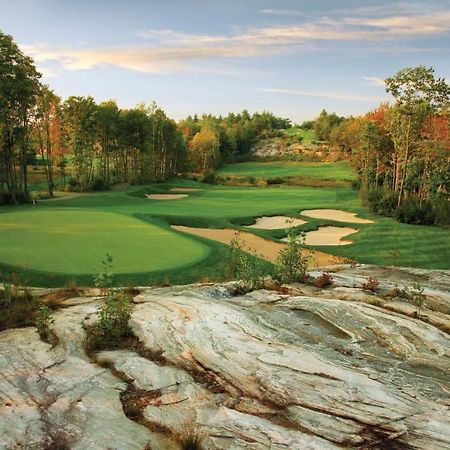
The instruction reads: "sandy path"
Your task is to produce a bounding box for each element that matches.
[146,194,188,200]
[289,226,357,246]
[172,225,343,268]
[246,216,307,230]
[170,187,202,192]
[301,209,373,224]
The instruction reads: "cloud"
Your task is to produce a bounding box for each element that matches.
[256,88,386,103]
[22,43,276,74]
[259,9,305,17]
[362,76,385,87]
[21,6,450,75]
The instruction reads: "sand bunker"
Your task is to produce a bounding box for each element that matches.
[246,216,307,230]
[285,226,358,246]
[146,194,188,200]
[301,209,373,224]
[172,225,343,268]
[170,187,202,192]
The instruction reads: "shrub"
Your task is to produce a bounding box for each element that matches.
[267,177,285,185]
[362,277,379,292]
[433,196,450,227]
[90,177,110,191]
[366,188,398,216]
[228,233,267,291]
[0,278,41,331]
[35,304,54,338]
[87,292,133,351]
[201,171,217,184]
[395,196,435,225]
[275,225,311,283]
[315,272,333,288]
[409,281,426,317]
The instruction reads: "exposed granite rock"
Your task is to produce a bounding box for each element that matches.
[0,265,449,449]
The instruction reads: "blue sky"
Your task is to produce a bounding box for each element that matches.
[2,0,450,122]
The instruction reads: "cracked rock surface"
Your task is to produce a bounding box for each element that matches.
[1,265,449,449]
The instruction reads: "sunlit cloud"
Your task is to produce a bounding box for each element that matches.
[257,88,387,103]
[21,7,450,75]
[362,76,386,87]
[259,9,305,16]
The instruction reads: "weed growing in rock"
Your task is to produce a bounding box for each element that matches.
[35,304,54,338]
[0,285,40,331]
[409,281,426,317]
[94,252,114,288]
[87,292,133,351]
[315,272,333,288]
[180,427,206,450]
[275,224,310,283]
[362,277,380,292]
[87,253,134,350]
[229,232,268,291]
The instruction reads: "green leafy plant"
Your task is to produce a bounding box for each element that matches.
[275,224,311,283]
[94,252,114,288]
[409,280,426,317]
[390,280,426,317]
[87,292,133,350]
[229,232,267,291]
[35,304,54,338]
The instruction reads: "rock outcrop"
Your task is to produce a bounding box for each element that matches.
[0,265,449,449]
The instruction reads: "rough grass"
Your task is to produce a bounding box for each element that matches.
[0,288,40,331]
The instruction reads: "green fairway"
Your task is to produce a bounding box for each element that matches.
[1,175,449,286]
[0,209,208,274]
[284,126,316,143]
[217,160,355,181]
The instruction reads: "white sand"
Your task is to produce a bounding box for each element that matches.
[170,187,202,192]
[285,226,358,246]
[172,225,343,267]
[145,194,188,200]
[246,216,307,230]
[301,209,374,224]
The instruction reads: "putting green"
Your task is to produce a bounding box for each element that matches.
[0,210,209,274]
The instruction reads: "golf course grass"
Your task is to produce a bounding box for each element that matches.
[1,165,449,286]
[217,160,355,181]
[0,210,208,274]
[284,126,316,143]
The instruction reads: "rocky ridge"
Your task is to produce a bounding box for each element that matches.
[0,264,449,449]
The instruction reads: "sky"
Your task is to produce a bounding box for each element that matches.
[2,0,450,122]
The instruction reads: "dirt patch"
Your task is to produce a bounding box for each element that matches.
[298,226,358,246]
[301,209,373,224]
[172,226,344,268]
[170,187,202,192]
[145,194,188,200]
[246,216,307,230]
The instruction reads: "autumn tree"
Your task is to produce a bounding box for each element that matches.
[0,31,41,203]
[385,66,450,205]
[190,127,220,173]
[61,96,98,191]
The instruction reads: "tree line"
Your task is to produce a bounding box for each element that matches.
[1,31,189,202]
[0,31,291,203]
[178,111,291,173]
[304,67,450,227]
